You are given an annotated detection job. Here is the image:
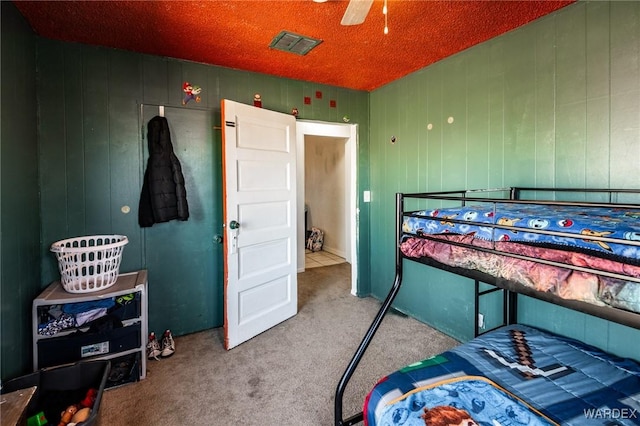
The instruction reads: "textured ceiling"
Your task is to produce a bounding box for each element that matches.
[13,0,574,92]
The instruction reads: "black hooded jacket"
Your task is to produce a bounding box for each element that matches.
[138,116,189,227]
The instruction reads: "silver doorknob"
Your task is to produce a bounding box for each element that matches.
[229,220,240,230]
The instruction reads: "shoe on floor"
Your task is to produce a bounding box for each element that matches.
[146,331,161,360]
[161,329,175,358]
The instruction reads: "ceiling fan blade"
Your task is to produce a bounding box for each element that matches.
[341,0,374,25]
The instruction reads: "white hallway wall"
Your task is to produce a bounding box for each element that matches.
[304,135,346,257]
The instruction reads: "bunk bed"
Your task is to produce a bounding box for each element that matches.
[335,187,640,426]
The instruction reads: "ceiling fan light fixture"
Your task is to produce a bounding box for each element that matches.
[383,0,389,34]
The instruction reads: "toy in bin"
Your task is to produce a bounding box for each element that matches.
[3,360,108,426]
[56,388,96,426]
[25,387,95,426]
[27,412,47,426]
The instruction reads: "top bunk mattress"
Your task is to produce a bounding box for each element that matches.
[403,203,640,262]
[364,324,640,426]
[401,202,640,315]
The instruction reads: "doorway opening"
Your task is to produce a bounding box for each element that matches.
[295,121,357,295]
[304,135,347,268]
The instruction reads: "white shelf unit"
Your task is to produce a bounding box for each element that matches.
[32,270,148,385]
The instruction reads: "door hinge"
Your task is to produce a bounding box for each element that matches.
[225,121,236,127]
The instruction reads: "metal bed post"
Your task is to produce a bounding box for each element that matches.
[507,289,518,325]
[334,193,405,426]
[474,280,518,337]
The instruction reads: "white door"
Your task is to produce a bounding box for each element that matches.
[221,99,298,350]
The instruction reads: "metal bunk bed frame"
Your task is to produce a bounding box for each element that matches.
[335,187,640,426]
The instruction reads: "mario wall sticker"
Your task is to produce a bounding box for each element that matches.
[182,82,202,105]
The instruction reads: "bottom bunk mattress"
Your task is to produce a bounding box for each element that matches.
[400,235,640,313]
[364,325,640,426]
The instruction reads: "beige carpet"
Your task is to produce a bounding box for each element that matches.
[100,263,458,425]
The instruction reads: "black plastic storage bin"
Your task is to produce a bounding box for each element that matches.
[109,291,142,321]
[106,352,141,388]
[2,360,109,426]
[37,323,141,369]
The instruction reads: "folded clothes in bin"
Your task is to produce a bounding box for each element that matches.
[2,360,109,426]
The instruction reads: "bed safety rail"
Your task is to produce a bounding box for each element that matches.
[335,193,405,426]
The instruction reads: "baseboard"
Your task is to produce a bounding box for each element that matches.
[322,246,346,259]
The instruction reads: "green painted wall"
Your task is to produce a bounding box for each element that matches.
[368,1,640,358]
[4,0,640,382]
[34,39,370,344]
[0,4,369,380]
[1,2,40,381]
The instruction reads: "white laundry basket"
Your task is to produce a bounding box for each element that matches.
[50,235,128,293]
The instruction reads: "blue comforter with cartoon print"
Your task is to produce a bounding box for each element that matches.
[365,325,640,426]
[402,203,640,261]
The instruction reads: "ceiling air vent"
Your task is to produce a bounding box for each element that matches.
[269,31,322,55]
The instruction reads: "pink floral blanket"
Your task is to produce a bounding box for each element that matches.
[400,235,640,313]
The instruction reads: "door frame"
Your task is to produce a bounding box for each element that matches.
[296,120,358,296]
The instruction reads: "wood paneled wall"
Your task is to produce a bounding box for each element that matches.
[2,0,369,379]
[34,41,369,342]
[368,1,640,358]
[1,1,40,381]
[6,0,639,381]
